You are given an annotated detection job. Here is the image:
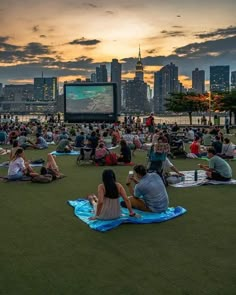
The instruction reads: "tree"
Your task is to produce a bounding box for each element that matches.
[213,91,236,125]
[165,93,208,125]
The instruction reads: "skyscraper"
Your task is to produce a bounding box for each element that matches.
[192,68,205,94]
[0,83,3,97]
[34,77,58,101]
[210,66,230,93]
[125,78,149,113]
[135,46,144,81]
[90,73,96,82]
[153,62,179,113]
[231,71,236,90]
[96,65,108,82]
[111,59,122,114]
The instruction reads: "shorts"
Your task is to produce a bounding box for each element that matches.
[211,171,231,181]
[8,171,24,180]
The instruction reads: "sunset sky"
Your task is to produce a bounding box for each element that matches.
[0,0,235,89]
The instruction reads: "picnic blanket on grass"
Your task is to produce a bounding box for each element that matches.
[0,162,44,168]
[50,150,80,156]
[108,145,119,150]
[68,198,187,232]
[0,175,32,182]
[170,170,236,188]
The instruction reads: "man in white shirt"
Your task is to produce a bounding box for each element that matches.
[186,128,195,141]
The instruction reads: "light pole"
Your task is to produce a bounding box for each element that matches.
[208,91,212,125]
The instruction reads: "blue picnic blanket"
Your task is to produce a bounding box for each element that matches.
[68,199,187,232]
[50,151,80,156]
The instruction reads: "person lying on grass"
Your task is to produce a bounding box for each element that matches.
[40,153,64,180]
[88,169,139,220]
[198,147,232,181]
[7,148,39,180]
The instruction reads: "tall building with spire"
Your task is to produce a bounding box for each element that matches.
[135,46,144,81]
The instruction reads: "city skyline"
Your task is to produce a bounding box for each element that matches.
[0,0,235,88]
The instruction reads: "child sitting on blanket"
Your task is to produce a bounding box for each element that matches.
[88,170,139,220]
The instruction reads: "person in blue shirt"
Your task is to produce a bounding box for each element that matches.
[75,131,85,148]
[125,164,169,213]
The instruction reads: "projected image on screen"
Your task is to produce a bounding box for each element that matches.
[66,85,114,113]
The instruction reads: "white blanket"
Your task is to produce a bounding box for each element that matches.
[170,170,236,188]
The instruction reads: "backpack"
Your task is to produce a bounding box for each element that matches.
[146,117,152,127]
[31,158,45,164]
[105,152,118,166]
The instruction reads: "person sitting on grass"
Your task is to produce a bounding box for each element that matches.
[94,142,109,166]
[35,133,48,149]
[220,138,235,159]
[56,138,73,153]
[74,131,85,148]
[212,135,223,155]
[7,148,38,180]
[18,131,36,150]
[198,147,232,181]
[88,169,138,220]
[190,136,207,157]
[124,164,169,213]
[117,139,131,164]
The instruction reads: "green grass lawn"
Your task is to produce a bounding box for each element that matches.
[0,144,236,295]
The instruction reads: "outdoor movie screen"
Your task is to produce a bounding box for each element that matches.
[65,84,114,114]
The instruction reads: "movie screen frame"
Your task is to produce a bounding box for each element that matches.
[64,83,117,123]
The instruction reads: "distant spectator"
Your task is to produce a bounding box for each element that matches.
[0,127,7,144]
[75,131,85,148]
[35,133,48,149]
[212,135,223,154]
[220,138,234,159]
[56,138,72,153]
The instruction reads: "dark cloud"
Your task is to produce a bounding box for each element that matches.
[161,30,186,37]
[121,36,236,83]
[196,26,236,39]
[0,34,235,86]
[106,10,114,14]
[83,3,97,8]
[0,37,20,51]
[0,56,101,82]
[146,49,157,54]
[24,42,52,55]
[174,36,236,57]
[69,37,101,46]
[172,26,183,28]
[40,35,47,38]
[0,36,10,43]
[32,25,39,33]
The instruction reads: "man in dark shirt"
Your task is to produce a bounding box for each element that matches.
[212,135,222,154]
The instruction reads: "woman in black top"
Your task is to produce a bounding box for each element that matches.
[117,139,131,163]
